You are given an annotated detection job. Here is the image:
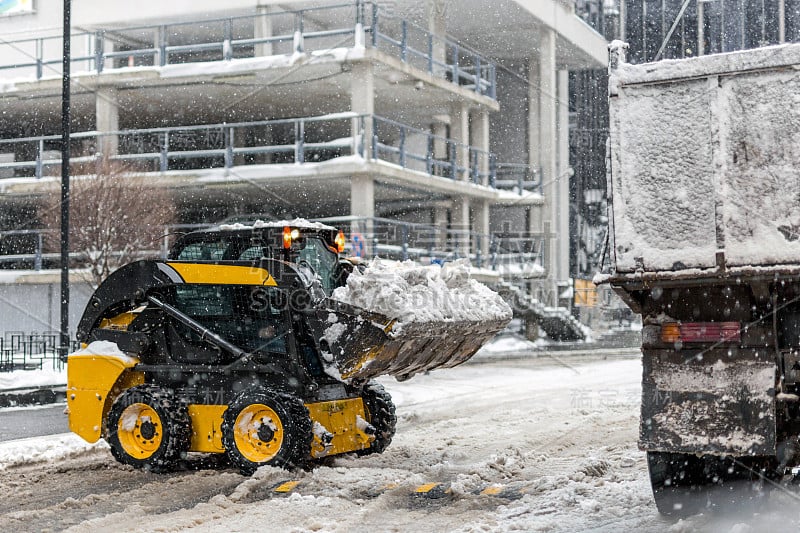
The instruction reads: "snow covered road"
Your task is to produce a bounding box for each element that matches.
[0,352,794,532]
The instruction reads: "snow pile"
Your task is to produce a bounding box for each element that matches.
[330,258,512,324]
[218,217,336,231]
[0,367,66,390]
[68,340,138,365]
[322,313,347,345]
[0,433,107,470]
[252,218,336,231]
[476,334,545,356]
[158,45,366,80]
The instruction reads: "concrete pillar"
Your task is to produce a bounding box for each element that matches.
[476,200,490,260]
[351,174,375,217]
[425,0,447,75]
[433,204,448,250]
[531,29,559,302]
[405,129,427,173]
[451,197,470,257]
[351,62,375,158]
[351,173,375,256]
[431,117,449,161]
[528,56,541,182]
[555,69,571,284]
[96,86,119,157]
[469,108,490,185]
[450,102,470,180]
[261,124,273,164]
[255,5,277,57]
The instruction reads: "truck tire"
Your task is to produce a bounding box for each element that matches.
[106,384,190,472]
[357,382,397,456]
[648,452,774,517]
[222,389,312,474]
[647,451,709,516]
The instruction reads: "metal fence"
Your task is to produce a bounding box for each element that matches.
[0,333,76,372]
[0,2,495,99]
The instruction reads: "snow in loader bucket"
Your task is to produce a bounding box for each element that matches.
[320,259,513,381]
[640,352,776,456]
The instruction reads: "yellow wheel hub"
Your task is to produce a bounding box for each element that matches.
[233,404,284,463]
[117,403,163,459]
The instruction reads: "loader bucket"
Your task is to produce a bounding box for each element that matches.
[319,300,510,381]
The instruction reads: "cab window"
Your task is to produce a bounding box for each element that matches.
[298,237,338,294]
[176,242,227,261]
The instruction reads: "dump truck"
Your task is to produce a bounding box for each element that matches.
[601,41,800,515]
[67,221,510,473]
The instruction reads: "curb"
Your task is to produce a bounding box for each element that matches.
[0,386,65,408]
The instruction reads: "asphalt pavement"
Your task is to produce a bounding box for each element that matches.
[0,404,69,442]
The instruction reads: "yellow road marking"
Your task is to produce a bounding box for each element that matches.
[415,482,441,493]
[480,485,504,496]
[274,480,300,493]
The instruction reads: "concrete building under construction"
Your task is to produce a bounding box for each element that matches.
[0,0,607,340]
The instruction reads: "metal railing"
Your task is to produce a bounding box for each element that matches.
[0,332,77,372]
[369,8,496,98]
[315,215,545,272]
[0,216,545,276]
[0,2,495,99]
[0,113,506,187]
[371,116,495,186]
[494,163,542,192]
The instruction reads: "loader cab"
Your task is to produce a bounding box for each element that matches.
[169,220,346,295]
[78,259,331,388]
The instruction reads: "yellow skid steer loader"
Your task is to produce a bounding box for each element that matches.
[67,257,508,472]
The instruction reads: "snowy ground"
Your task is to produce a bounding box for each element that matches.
[0,367,65,391]
[0,352,797,532]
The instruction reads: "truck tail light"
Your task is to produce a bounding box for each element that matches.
[661,322,740,343]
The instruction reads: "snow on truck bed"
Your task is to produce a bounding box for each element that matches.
[607,41,800,276]
[330,258,512,325]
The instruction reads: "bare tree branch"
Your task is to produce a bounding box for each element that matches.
[41,158,175,288]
